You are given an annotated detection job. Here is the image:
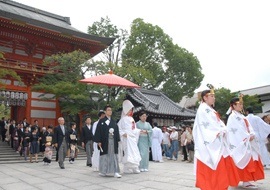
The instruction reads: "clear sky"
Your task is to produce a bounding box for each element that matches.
[13,0,270,92]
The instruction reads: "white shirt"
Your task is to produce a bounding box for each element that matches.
[170,131,178,140]
[162,132,170,144]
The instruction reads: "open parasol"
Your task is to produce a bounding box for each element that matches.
[79,71,140,103]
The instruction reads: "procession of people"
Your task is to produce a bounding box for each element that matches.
[1,96,270,189]
[193,85,270,189]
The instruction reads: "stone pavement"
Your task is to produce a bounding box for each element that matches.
[0,158,269,190]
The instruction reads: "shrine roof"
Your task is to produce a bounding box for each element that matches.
[127,88,196,119]
[0,0,115,46]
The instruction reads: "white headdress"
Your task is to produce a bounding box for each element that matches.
[121,100,134,117]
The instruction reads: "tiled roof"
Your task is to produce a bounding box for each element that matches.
[127,88,196,119]
[239,85,270,96]
[0,0,115,46]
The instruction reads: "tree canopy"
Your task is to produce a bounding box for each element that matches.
[209,87,262,119]
[32,50,97,115]
[0,52,21,86]
[122,18,204,101]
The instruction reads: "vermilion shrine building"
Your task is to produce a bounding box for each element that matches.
[0,0,114,126]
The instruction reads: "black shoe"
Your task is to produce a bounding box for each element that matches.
[60,166,65,169]
[87,164,92,167]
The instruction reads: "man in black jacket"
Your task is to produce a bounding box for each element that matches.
[54,117,69,169]
[94,105,121,178]
[9,119,16,148]
[0,117,6,142]
[81,117,93,167]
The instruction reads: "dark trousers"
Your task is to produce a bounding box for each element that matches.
[182,145,188,161]
[1,130,6,142]
[10,136,14,148]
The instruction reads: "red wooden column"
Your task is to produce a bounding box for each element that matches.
[25,85,31,121]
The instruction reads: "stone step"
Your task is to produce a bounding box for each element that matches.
[0,141,87,164]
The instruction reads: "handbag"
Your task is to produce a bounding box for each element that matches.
[187,140,194,151]
[70,134,76,140]
[46,136,52,142]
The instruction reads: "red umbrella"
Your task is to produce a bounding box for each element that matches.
[79,70,140,88]
[79,71,140,103]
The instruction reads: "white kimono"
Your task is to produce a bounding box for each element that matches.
[227,110,260,169]
[246,113,270,166]
[151,127,163,161]
[193,102,228,170]
[91,120,100,171]
[118,115,141,170]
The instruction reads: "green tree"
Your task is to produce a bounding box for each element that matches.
[122,18,167,89]
[214,87,234,118]
[0,69,21,87]
[162,43,204,101]
[88,17,136,106]
[88,16,128,67]
[0,51,4,59]
[213,87,262,119]
[0,52,21,87]
[0,104,10,119]
[122,18,204,101]
[32,50,100,121]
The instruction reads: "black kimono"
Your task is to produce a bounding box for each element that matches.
[93,116,120,155]
[93,116,121,175]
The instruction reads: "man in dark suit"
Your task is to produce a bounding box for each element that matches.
[22,117,29,128]
[31,120,40,135]
[0,117,6,142]
[18,122,24,156]
[9,119,16,148]
[81,117,93,167]
[94,105,121,178]
[54,117,69,169]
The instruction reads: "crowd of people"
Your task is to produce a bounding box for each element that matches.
[0,95,270,189]
[0,117,79,164]
[0,102,194,177]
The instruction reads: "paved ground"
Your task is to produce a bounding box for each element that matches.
[0,158,269,190]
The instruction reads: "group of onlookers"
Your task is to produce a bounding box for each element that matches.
[160,125,194,163]
[0,117,78,164]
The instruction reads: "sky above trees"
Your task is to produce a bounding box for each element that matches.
[15,0,270,92]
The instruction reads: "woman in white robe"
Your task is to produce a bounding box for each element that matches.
[246,107,270,168]
[227,97,264,189]
[118,100,141,174]
[193,87,239,190]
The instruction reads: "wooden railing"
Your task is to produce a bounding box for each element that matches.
[0,58,53,74]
